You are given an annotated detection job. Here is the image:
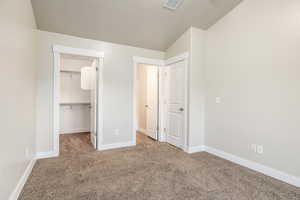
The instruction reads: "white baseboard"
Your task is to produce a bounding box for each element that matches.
[98,141,136,151]
[185,145,205,154]
[204,146,300,188]
[9,159,36,200]
[35,151,59,159]
[60,128,90,134]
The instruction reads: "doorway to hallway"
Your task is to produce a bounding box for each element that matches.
[136,64,159,141]
[133,54,189,151]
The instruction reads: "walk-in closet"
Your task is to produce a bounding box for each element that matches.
[59,53,97,153]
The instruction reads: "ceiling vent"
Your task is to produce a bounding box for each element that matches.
[163,0,184,10]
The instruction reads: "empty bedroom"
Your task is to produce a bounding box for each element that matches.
[1,0,299,200]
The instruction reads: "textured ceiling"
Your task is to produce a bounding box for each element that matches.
[31,0,242,51]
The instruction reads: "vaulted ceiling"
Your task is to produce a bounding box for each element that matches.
[31,0,242,51]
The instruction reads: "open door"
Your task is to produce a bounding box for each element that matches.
[165,61,185,149]
[90,59,98,149]
[145,66,158,140]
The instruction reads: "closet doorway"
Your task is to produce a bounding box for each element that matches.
[53,45,104,156]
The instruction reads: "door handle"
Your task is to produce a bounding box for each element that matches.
[179,108,184,112]
[145,105,149,108]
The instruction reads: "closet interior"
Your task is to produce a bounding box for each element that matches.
[59,53,97,152]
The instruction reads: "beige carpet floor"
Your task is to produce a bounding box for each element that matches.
[60,133,95,156]
[19,134,299,200]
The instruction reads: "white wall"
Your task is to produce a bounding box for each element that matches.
[0,0,37,199]
[60,72,90,104]
[165,29,191,59]
[205,0,300,177]
[60,56,92,134]
[60,56,92,104]
[189,28,205,147]
[36,30,165,153]
[165,27,205,149]
[60,104,91,134]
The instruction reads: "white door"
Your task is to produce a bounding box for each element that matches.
[165,60,186,149]
[90,59,98,149]
[146,66,158,140]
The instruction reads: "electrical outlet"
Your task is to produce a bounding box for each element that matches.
[251,144,257,153]
[114,129,119,135]
[257,145,264,154]
[216,97,221,104]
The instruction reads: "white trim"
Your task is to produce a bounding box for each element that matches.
[132,57,165,144]
[53,45,104,58]
[204,146,300,188]
[185,145,205,154]
[184,54,190,150]
[35,151,59,159]
[96,58,104,150]
[53,51,60,155]
[132,60,138,144]
[9,159,36,200]
[158,68,166,142]
[133,56,164,66]
[60,128,90,134]
[164,52,189,65]
[98,141,136,151]
[52,45,104,155]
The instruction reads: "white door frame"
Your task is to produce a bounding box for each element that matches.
[133,53,189,150]
[133,56,164,143]
[52,45,104,155]
[163,52,189,150]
